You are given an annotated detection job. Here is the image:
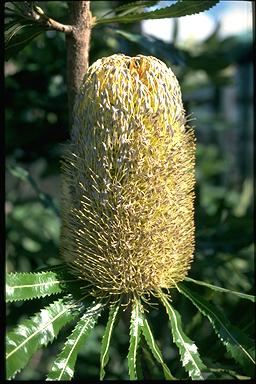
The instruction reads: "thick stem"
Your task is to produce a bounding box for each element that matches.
[66,1,92,129]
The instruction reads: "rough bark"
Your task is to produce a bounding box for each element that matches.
[66,1,92,129]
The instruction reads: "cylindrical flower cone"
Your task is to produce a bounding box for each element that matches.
[61,54,195,301]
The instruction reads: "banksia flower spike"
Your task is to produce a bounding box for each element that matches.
[61,54,195,303]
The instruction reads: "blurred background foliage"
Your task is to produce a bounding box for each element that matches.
[5,1,254,380]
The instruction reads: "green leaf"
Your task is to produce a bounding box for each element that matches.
[5,23,45,60]
[100,303,120,380]
[4,2,47,60]
[100,1,160,19]
[6,271,79,302]
[113,1,160,16]
[160,292,210,380]
[46,302,103,380]
[5,23,28,45]
[184,277,255,302]
[6,295,86,379]
[179,284,256,375]
[127,299,144,380]
[94,0,219,26]
[142,315,175,380]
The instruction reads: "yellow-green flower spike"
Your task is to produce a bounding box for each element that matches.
[61,54,196,301]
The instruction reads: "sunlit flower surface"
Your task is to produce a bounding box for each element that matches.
[61,54,195,301]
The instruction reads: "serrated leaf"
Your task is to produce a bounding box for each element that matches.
[160,292,210,380]
[6,295,86,379]
[127,299,144,380]
[142,315,175,380]
[6,271,79,302]
[184,277,255,302]
[94,0,219,26]
[179,284,256,375]
[100,303,120,380]
[46,302,103,380]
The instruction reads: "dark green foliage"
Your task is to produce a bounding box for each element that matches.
[160,293,210,380]
[5,2,46,60]
[179,284,255,376]
[47,302,103,380]
[111,28,185,66]
[6,295,84,379]
[100,303,120,379]
[6,271,254,380]
[141,310,175,379]
[5,22,45,61]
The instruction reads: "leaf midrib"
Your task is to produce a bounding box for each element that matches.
[6,295,87,359]
[168,302,204,380]
[133,302,140,377]
[144,319,163,364]
[101,305,119,368]
[8,279,78,289]
[57,317,92,380]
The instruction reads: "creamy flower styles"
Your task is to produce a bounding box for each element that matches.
[61,54,196,300]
